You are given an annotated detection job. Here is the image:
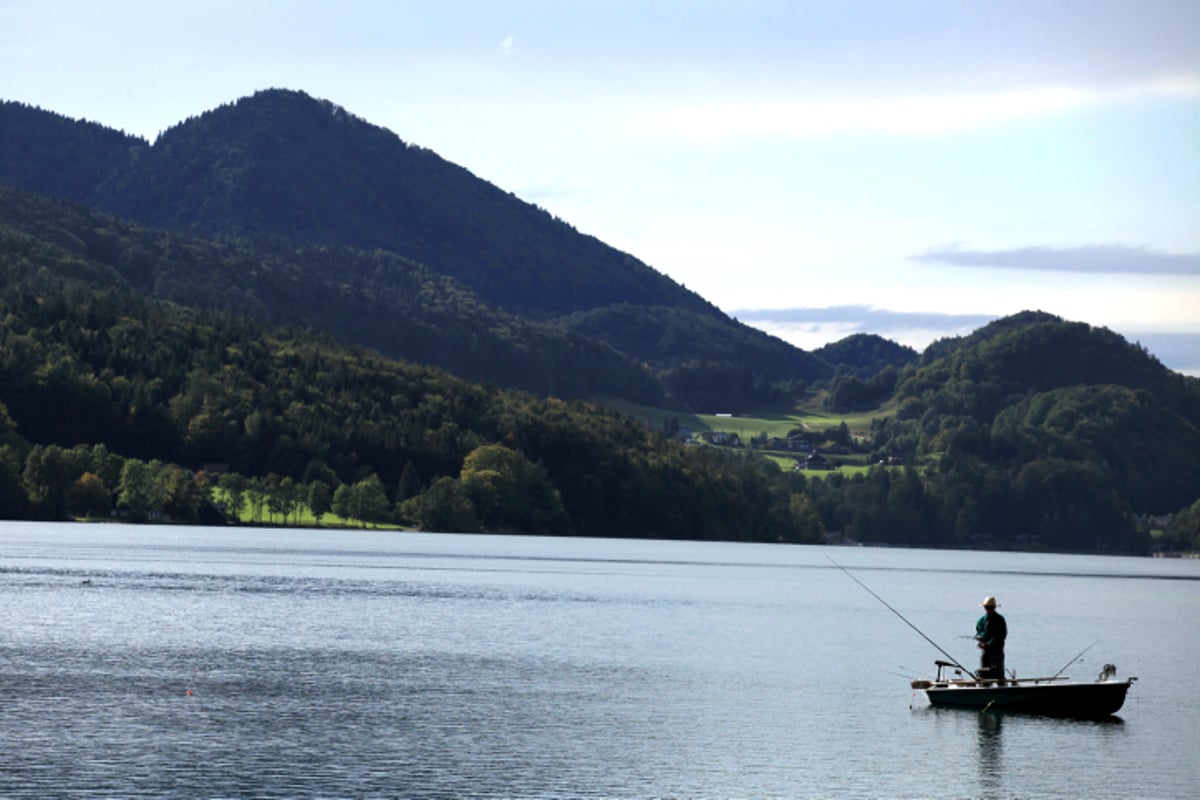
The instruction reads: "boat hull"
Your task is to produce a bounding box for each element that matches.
[923,680,1132,718]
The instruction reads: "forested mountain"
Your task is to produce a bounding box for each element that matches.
[0,91,829,408]
[0,222,822,541]
[814,333,917,378]
[896,313,1199,426]
[0,101,142,203]
[556,304,829,408]
[834,313,1200,551]
[2,91,1197,552]
[9,91,698,318]
[0,184,663,402]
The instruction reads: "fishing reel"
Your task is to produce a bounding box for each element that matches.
[1098,664,1117,681]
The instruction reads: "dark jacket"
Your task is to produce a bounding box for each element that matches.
[975,610,1007,653]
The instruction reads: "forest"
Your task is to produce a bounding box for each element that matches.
[0,93,832,411]
[2,91,1199,553]
[0,222,824,542]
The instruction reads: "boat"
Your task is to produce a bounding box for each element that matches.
[911,660,1136,718]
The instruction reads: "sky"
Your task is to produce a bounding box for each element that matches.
[3,1,1198,373]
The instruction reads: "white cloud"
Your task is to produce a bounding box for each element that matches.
[914,244,1200,275]
[497,35,515,58]
[638,76,1200,140]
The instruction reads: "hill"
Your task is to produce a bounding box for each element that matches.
[0,219,821,541]
[896,312,1200,426]
[0,90,831,408]
[0,100,142,203]
[819,312,1200,550]
[813,333,917,378]
[0,183,663,403]
[556,304,829,408]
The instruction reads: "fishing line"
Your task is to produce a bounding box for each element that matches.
[1051,640,1099,680]
[827,556,974,677]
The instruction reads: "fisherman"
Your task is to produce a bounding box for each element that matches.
[975,596,1007,683]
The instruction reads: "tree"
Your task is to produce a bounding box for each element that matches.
[89,444,124,491]
[396,460,422,503]
[68,471,111,518]
[331,483,353,522]
[308,480,332,522]
[22,444,73,518]
[459,444,568,534]
[404,476,478,533]
[351,474,389,527]
[157,463,205,520]
[219,472,248,522]
[1163,499,1200,553]
[118,459,161,521]
[788,492,824,543]
[0,445,28,518]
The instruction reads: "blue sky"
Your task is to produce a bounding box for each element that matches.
[3,1,1198,372]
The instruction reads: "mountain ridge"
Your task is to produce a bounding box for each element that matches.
[0,89,838,408]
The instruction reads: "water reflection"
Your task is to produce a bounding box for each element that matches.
[975,711,1004,799]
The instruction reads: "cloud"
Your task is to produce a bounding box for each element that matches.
[913,244,1200,275]
[638,76,1200,141]
[732,305,996,330]
[497,35,516,58]
[728,305,994,357]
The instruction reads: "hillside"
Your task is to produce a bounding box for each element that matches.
[0,100,142,203]
[896,313,1200,426]
[814,333,917,378]
[0,90,830,408]
[829,312,1200,550]
[556,303,830,408]
[2,91,713,320]
[0,184,663,403]
[3,92,1198,552]
[0,225,820,541]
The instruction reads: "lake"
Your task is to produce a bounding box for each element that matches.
[1,522,1197,799]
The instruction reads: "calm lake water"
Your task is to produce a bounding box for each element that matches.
[1,522,1197,799]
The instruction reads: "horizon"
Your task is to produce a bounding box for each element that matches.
[2,1,1197,373]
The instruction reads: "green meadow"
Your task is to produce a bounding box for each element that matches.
[601,396,895,479]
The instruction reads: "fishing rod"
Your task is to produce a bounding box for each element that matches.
[827,556,975,677]
[1051,640,1098,680]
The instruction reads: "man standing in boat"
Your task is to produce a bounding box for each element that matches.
[975,596,1007,683]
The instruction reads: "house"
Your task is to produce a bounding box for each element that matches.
[787,435,812,451]
[804,452,832,470]
[704,431,742,447]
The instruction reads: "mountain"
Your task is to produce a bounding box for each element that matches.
[3,91,714,319]
[0,220,821,541]
[4,175,1198,550]
[813,333,917,378]
[920,310,1062,364]
[556,303,829,407]
[0,90,831,407]
[0,101,142,203]
[896,312,1199,426]
[841,311,1200,549]
[0,183,666,403]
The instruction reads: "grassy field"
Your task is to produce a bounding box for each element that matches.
[600,395,894,480]
[761,451,874,477]
[600,394,894,441]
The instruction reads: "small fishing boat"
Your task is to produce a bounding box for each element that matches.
[912,661,1136,718]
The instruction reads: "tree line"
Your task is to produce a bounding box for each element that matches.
[0,235,825,542]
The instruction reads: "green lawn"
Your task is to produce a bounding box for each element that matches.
[601,396,894,441]
[211,488,402,530]
[601,395,896,480]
